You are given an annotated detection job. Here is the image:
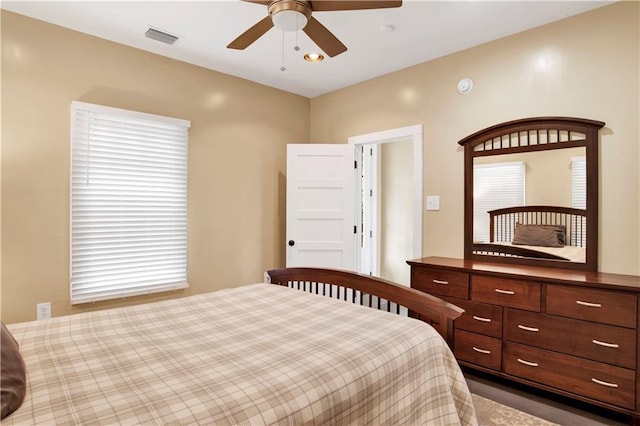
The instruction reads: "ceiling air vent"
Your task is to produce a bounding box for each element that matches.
[145,27,179,45]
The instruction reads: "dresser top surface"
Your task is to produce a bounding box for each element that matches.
[408,257,640,292]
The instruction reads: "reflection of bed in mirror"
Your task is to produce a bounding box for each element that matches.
[473,205,586,263]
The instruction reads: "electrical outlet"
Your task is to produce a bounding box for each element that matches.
[36,302,51,320]
[426,195,440,211]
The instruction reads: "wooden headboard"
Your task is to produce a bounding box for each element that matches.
[488,205,587,247]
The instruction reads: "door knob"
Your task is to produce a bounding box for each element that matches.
[288,240,295,246]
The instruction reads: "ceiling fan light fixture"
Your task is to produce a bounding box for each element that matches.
[272,10,308,32]
[304,52,324,62]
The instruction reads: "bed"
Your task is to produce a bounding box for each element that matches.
[473,205,587,263]
[1,267,476,425]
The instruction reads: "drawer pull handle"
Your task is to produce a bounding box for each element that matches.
[576,300,602,308]
[472,315,492,323]
[517,358,538,367]
[494,289,515,295]
[432,279,449,285]
[592,339,619,348]
[472,347,491,355]
[518,325,539,332]
[591,378,619,388]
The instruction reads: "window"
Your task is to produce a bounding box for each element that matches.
[571,156,587,245]
[70,101,190,304]
[473,161,525,243]
[571,156,586,209]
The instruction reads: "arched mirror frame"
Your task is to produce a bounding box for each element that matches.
[459,117,605,272]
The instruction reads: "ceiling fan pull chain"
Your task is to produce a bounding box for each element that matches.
[280,30,286,71]
[294,14,300,51]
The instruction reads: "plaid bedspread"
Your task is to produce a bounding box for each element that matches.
[5,283,477,425]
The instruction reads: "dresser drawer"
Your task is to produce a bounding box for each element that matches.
[454,330,501,371]
[505,309,636,369]
[504,342,635,410]
[546,285,637,328]
[471,275,540,311]
[412,268,469,299]
[442,297,502,338]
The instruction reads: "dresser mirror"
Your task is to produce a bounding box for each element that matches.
[458,117,605,271]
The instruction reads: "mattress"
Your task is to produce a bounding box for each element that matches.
[492,241,586,263]
[5,283,477,425]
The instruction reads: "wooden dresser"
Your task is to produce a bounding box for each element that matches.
[408,256,640,418]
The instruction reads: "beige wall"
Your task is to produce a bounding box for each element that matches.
[1,11,310,323]
[0,11,3,321]
[379,140,413,286]
[2,2,639,323]
[475,148,584,207]
[311,2,640,275]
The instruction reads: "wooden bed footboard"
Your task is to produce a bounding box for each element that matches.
[267,267,464,345]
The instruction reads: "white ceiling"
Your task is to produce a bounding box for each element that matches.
[2,0,613,98]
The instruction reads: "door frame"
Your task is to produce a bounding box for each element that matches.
[358,144,380,276]
[348,125,424,277]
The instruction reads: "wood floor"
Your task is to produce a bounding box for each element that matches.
[464,369,632,426]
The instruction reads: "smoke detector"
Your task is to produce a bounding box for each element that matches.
[457,77,473,95]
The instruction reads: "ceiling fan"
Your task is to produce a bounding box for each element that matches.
[227,0,403,57]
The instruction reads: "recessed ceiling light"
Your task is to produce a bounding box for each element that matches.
[304,52,324,62]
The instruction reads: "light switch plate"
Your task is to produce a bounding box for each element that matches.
[426,195,440,211]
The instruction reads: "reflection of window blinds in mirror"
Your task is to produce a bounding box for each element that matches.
[571,156,587,245]
[571,157,586,209]
[473,162,525,243]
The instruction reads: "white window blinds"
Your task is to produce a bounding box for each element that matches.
[473,161,525,243]
[571,156,586,209]
[70,101,190,304]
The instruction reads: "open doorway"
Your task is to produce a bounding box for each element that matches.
[349,125,423,286]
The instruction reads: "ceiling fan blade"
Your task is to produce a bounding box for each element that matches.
[310,0,402,12]
[303,16,347,57]
[227,16,274,50]
[241,0,270,4]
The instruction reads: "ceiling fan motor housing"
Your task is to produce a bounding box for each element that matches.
[269,0,312,31]
[229,0,401,56]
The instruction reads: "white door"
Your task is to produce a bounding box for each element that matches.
[286,144,356,270]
